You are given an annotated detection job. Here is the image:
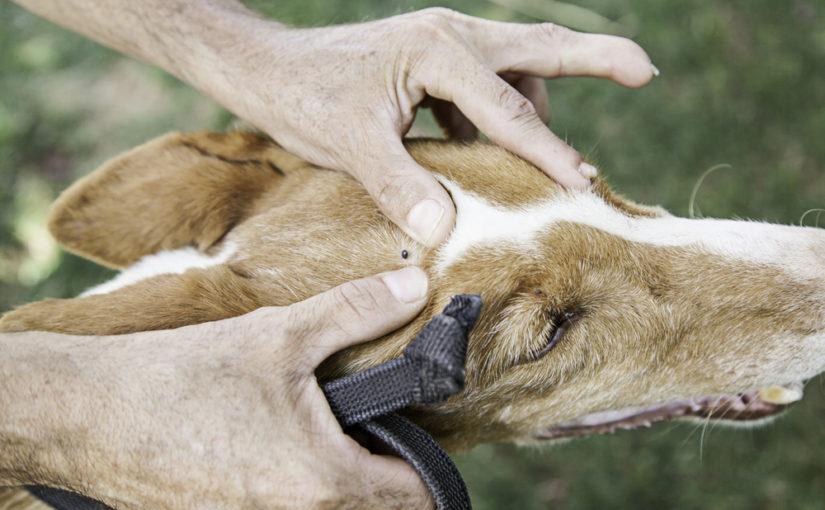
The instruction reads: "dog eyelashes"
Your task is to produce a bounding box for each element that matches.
[516,310,580,366]
[534,311,580,360]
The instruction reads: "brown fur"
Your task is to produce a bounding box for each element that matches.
[3,131,825,507]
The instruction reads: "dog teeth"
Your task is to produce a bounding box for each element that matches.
[757,385,803,405]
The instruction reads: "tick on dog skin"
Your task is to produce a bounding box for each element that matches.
[401,249,409,259]
[535,290,543,295]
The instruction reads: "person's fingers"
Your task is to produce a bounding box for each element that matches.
[436,10,653,87]
[287,267,429,366]
[503,73,550,123]
[469,21,656,88]
[427,97,477,140]
[423,61,593,189]
[354,449,435,509]
[427,74,549,139]
[350,139,456,246]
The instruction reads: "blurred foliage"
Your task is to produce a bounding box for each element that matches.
[2,0,825,508]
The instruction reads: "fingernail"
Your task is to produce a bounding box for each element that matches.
[578,162,598,179]
[406,199,445,245]
[651,63,660,77]
[381,267,429,303]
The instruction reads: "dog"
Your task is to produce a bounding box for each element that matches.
[2,130,824,508]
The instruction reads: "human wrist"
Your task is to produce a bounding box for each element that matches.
[167,2,288,103]
[0,330,194,507]
[13,0,289,125]
[0,332,109,491]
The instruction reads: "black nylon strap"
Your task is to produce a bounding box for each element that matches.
[324,357,420,427]
[28,294,481,510]
[323,305,468,426]
[323,294,481,510]
[361,414,473,510]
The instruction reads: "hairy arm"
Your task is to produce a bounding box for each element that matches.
[11,0,264,87]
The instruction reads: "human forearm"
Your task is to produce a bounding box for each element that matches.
[10,0,280,103]
[1,331,94,488]
[0,329,200,506]
[0,327,259,509]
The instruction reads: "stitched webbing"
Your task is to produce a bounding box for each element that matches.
[323,293,480,510]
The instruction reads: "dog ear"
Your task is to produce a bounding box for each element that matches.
[48,131,305,268]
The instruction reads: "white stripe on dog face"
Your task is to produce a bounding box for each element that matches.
[436,178,825,277]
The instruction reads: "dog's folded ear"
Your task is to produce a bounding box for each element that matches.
[47,130,304,268]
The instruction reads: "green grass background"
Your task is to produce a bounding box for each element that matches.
[2,0,825,508]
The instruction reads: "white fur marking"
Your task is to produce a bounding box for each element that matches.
[436,178,824,278]
[82,244,236,297]
[435,179,550,269]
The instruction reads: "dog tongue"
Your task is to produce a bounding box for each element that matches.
[757,384,804,405]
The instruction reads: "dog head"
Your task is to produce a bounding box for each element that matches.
[6,132,824,452]
[341,141,825,450]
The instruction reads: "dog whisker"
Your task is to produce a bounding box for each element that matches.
[688,163,732,219]
[799,208,825,228]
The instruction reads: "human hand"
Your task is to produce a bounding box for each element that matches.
[200,7,656,246]
[2,268,433,509]
[11,2,655,247]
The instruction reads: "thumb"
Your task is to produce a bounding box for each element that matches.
[353,139,456,247]
[289,267,430,366]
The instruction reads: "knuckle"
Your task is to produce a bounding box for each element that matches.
[406,8,461,46]
[331,280,380,329]
[375,174,403,211]
[372,169,420,217]
[536,22,569,45]
[499,88,538,125]
[535,23,574,75]
[418,6,460,21]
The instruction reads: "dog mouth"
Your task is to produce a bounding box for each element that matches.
[534,382,804,440]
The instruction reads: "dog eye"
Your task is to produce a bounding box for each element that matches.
[533,311,580,360]
[514,310,581,367]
